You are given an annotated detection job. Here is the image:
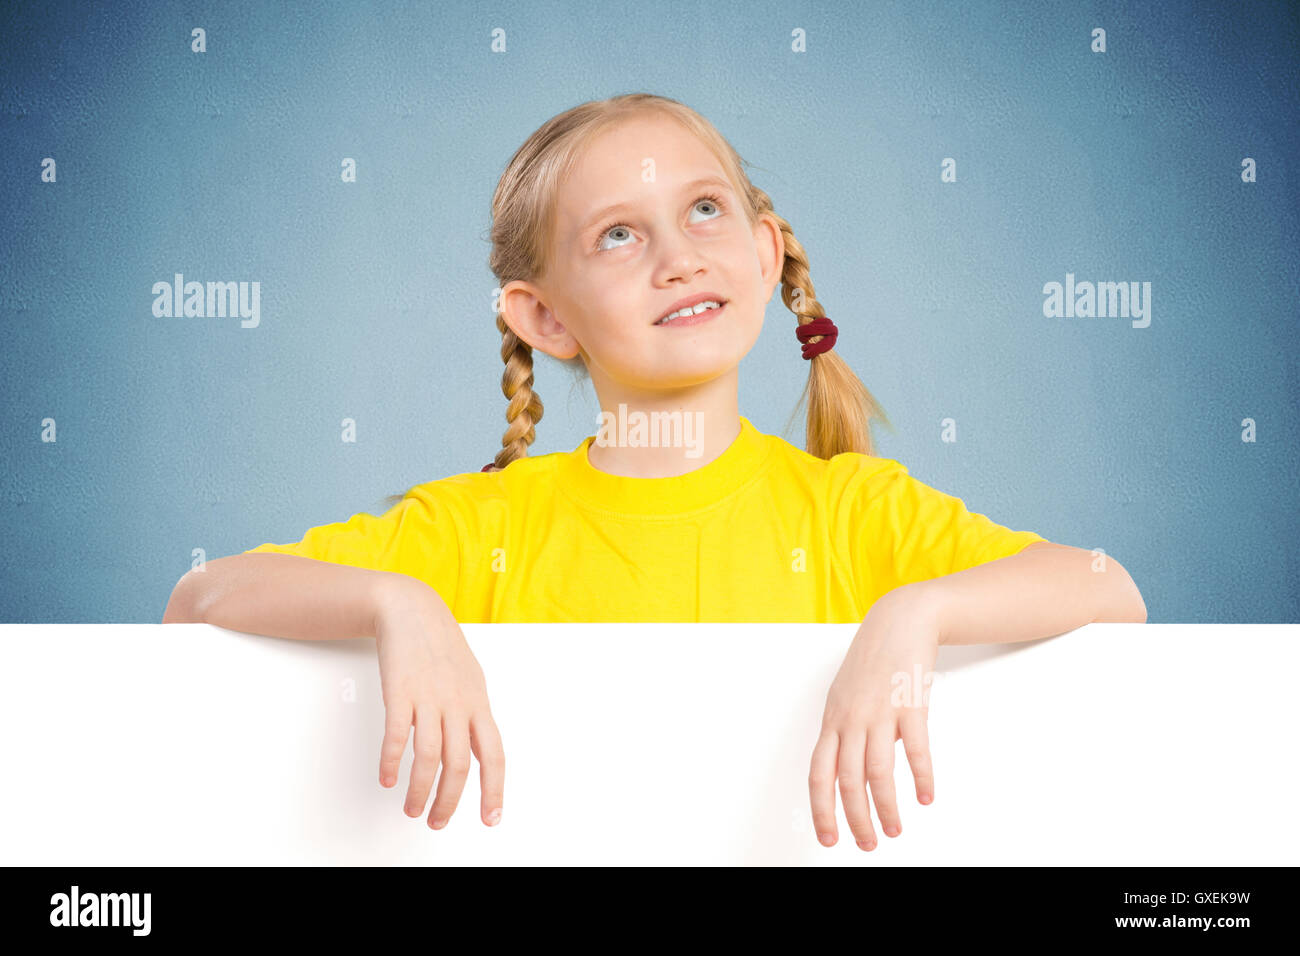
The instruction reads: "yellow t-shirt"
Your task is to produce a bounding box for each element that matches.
[244,415,1045,622]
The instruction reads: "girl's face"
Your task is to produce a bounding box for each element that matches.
[502,114,785,395]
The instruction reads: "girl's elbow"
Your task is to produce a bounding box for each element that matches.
[1110,562,1147,623]
[162,570,204,624]
[1087,558,1146,624]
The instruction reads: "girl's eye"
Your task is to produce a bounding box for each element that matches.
[594,193,727,252]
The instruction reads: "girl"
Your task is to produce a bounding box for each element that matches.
[168,93,1147,853]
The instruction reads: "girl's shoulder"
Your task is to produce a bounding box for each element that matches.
[762,429,908,484]
[404,446,570,502]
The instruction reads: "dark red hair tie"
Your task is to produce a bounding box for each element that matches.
[796,316,838,360]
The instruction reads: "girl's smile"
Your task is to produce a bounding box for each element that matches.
[654,296,728,326]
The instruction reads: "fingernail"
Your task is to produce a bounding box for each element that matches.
[487,808,501,826]
[886,825,900,837]
[920,793,932,804]
[858,839,876,851]
[430,818,446,829]
[382,776,394,788]
[818,832,835,846]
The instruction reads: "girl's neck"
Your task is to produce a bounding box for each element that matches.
[585,390,742,479]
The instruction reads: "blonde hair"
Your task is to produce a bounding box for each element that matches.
[381,93,890,510]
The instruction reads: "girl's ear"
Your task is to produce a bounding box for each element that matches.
[500,280,581,360]
[754,212,785,299]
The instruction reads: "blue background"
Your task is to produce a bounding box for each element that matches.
[1,0,1296,623]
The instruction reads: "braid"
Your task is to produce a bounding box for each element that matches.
[751,187,892,459]
[483,311,545,472]
[766,205,826,348]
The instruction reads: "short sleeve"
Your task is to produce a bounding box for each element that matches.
[243,486,461,604]
[848,458,1045,607]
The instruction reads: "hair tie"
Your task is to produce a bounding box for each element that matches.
[795,316,838,360]
[481,462,496,472]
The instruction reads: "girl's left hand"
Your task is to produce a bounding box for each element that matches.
[809,584,942,850]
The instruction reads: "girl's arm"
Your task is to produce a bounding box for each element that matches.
[164,553,505,829]
[162,552,431,640]
[914,540,1147,646]
[810,541,1145,850]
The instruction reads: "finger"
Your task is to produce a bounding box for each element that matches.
[427,714,472,829]
[836,729,877,850]
[898,708,934,805]
[379,701,412,789]
[404,705,442,818]
[470,711,505,826]
[808,731,840,846]
[866,723,901,838]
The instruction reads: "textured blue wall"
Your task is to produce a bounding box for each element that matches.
[1,0,1296,622]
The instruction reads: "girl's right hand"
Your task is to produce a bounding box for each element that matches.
[372,577,504,830]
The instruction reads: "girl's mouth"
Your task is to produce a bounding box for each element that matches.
[654,301,726,327]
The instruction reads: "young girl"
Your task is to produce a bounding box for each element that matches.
[169,93,1147,853]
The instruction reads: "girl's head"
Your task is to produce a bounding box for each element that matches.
[484,93,891,470]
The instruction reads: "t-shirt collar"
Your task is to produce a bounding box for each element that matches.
[556,414,773,516]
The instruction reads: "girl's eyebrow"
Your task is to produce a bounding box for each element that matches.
[576,175,734,239]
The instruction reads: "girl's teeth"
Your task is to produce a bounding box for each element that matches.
[660,302,720,324]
